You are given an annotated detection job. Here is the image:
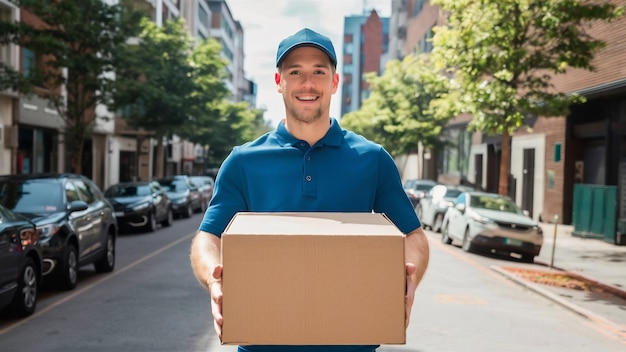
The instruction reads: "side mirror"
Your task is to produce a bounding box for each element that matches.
[523,210,530,217]
[68,200,88,213]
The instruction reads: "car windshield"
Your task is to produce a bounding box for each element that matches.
[106,185,151,197]
[415,184,435,191]
[445,189,463,198]
[159,180,188,192]
[0,179,64,213]
[470,195,522,214]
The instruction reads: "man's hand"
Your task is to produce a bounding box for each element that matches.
[405,263,417,327]
[209,265,223,338]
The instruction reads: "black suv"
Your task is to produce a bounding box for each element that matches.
[0,204,42,317]
[0,174,117,290]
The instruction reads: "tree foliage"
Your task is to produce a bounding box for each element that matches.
[431,0,624,195]
[112,17,229,140]
[0,0,136,173]
[341,54,455,157]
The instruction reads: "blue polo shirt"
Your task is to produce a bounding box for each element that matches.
[199,118,421,352]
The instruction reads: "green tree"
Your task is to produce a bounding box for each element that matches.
[341,54,456,157]
[431,0,624,196]
[112,17,229,177]
[187,102,268,168]
[0,0,136,174]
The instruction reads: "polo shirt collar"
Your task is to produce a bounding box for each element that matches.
[275,118,343,147]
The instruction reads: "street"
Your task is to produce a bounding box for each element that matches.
[0,214,624,352]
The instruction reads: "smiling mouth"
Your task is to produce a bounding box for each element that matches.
[296,95,319,102]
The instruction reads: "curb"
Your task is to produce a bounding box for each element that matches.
[490,265,626,337]
[532,260,626,301]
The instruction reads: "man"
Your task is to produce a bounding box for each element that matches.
[190,28,430,352]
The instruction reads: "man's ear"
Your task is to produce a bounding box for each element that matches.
[275,73,282,93]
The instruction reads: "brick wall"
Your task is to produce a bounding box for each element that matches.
[551,2,626,93]
[403,2,441,55]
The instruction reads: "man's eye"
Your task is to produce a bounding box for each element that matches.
[289,70,300,75]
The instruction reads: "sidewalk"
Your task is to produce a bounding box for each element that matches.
[491,222,626,340]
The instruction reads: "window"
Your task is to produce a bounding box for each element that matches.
[73,179,96,204]
[22,47,35,77]
[65,181,81,203]
[198,4,209,28]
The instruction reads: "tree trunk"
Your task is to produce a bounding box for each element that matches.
[70,138,84,175]
[498,130,511,196]
[135,136,145,181]
[156,138,165,178]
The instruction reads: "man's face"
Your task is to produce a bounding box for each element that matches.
[276,46,339,124]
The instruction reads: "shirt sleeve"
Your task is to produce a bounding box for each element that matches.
[373,147,422,234]
[198,148,248,237]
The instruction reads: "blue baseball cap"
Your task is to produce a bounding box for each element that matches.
[276,28,337,68]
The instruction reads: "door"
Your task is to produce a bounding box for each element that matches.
[474,154,483,190]
[0,224,18,288]
[521,148,535,218]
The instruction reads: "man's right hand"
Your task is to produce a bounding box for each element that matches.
[209,265,223,338]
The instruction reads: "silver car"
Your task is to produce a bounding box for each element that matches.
[441,191,543,262]
[416,184,469,233]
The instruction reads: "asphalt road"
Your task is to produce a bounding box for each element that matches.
[1,214,624,351]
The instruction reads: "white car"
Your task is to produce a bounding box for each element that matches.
[441,191,543,262]
[416,184,469,233]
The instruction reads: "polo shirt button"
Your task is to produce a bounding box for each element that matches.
[306,175,312,182]
[306,156,311,161]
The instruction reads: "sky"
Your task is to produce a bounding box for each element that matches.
[226,0,391,128]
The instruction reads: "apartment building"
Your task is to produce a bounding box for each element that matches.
[392,0,625,239]
[341,10,389,117]
[0,0,19,174]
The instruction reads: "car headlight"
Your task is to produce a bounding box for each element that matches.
[20,228,38,246]
[438,201,453,209]
[132,202,150,211]
[472,214,494,224]
[533,225,543,235]
[37,223,60,239]
[172,197,187,204]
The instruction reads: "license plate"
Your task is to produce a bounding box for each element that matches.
[505,238,523,246]
[115,211,124,217]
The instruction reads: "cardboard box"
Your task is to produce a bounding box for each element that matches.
[221,212,406,345]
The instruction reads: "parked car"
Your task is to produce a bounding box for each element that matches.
[403,179,438,207]
[416,184,469,233]
[0,205,42,317]
[0,174,117,290]
[156,176,203,218]
[104,181,173,233]
[441,191,543,262]
[189,175,214,210]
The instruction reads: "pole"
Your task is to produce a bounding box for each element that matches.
[550,214,559,269]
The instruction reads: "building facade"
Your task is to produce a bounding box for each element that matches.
[391,0,625,239]
[4,0,257,191]
[341,10,389,117]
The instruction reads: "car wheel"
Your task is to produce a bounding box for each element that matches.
[462,228,474,253]
[162,208,174,227]
[433,213,444,233]
[6,256,38,317]
[59,244,78,290]
[441,224,453,245]
[145,212,157,232]
[183,204,193,218]
[521,254,535,263]
[94,233,115,273]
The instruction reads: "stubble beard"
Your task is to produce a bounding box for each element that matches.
[285,104,325,124]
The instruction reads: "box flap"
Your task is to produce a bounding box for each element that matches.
[223,212,404,236]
